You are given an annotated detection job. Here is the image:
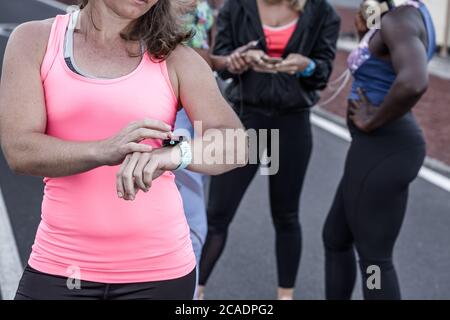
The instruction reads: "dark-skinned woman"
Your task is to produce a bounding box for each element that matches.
[322,0,436,300]
[199,0,340,300]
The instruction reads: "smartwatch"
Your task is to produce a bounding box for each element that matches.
[296,59,316,78]
[163,136,192,171]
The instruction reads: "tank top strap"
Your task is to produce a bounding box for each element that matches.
[418,3,437,60]
[401,1,436,60]
[41,14,70,82]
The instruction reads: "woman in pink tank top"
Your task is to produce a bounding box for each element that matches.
[0,0,246,300]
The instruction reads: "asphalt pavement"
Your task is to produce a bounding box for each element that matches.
[0,0,449,300]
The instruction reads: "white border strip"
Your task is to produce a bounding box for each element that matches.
[311,113,450,193]
[33,0,68,11]
[0,186,23,300]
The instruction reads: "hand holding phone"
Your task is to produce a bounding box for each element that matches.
[251,55,284,74]
[226,40,261,74]
[235,40,260,54]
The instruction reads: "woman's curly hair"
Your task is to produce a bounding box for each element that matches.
[79,0,192,60]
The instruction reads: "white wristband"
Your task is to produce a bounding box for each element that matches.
[174,139,192,171]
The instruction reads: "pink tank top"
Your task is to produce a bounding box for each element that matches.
[28,14,196,283]
[263,19,298,58]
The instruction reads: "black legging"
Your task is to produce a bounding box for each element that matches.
[199,108,313,288]
[15,265,196,300]
[322,111,426,300]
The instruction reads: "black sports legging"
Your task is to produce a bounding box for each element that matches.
[14,265,196,300]
[322,111,426,300]
[199,108,313,289]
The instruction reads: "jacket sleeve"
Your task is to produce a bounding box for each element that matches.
[300,5,341,90]
[212,0,237,80]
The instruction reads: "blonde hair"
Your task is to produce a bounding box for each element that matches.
[263,0,307,12]
[289,0,307,12]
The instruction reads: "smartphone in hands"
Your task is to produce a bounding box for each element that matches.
[261,56,283,65]
[251,55,283,74]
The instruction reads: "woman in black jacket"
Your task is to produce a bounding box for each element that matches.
[199,0,340,300]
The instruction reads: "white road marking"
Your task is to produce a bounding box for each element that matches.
[419,167,450,193]
[311,113,450,193]
[311,113,351,142]
[0,23,18,38]
[0,186,23,300]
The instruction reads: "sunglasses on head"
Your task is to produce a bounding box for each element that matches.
[360,0,411,20]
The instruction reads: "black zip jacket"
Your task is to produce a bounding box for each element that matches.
[214,0,341,114]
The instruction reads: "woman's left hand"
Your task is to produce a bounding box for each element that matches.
[116,147,181,201]
[274,53,311,75]
[349,88,378,133]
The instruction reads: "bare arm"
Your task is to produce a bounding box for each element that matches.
[0,21,171,177]
[193,48,229,71]
[193,48,213,67]
[211,0,251,76]
[363,7,429,130]
[171,45,247,175]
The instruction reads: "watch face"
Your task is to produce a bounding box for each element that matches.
[162,135,188,147]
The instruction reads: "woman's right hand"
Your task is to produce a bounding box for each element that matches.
[96,119,173,166]
[226,41,259,74]
[243,49,266,65]
[244,50,279,74]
